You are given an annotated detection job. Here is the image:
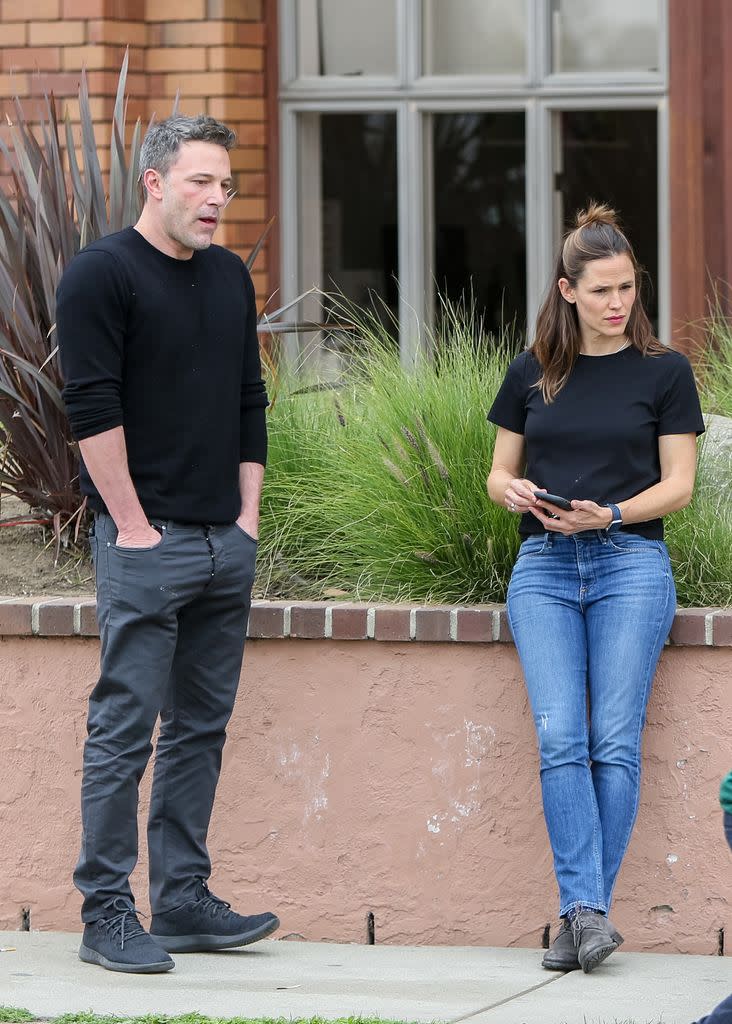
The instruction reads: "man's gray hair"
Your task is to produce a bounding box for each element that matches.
[138,114,236,185]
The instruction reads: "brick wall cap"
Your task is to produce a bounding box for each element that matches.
[0,597,729,645]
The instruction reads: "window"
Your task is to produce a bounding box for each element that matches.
[280,0,668,365]
[422,0,527,77]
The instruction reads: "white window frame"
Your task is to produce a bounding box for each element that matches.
[279,0,669,365]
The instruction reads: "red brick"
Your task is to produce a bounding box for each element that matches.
[147,47,207,72]
[30,71,84,97]
[162,21,235,46]
[238,125,267,147]
[0,599,33,635]
[207,0,260,18]
[289,603,326,639]
[146,0,205,20]
[208,97,265,122]
[87,20,147,46]
[108,0,144,14]
[0,72,30,97]
[77,600,99,637]
[36,599,74,636]
[669,608,711,646]
[711,610,732,646]
[2,0,59,17]
[414,607,452,642]
[455,607,495,643]
[498,608,513,642]
[373,606,411,642]
[208,46,263,71]
[0,23,27,45]
[62,0,104,15]
[1,47,60,72]
[330,605,369,641]
[247,602,285,639]
[62,45,139,72]
[236,22,265,45]
[29,21,84,46]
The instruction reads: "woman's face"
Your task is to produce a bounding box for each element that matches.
[558,253,637,343]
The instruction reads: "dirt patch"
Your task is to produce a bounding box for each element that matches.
[0,494,94,598]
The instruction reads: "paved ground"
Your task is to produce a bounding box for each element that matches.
[0,932,730,1024]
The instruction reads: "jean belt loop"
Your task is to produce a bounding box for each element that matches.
[545,531,554,549]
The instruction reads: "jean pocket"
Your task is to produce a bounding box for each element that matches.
[605,533,654,554]
[110,525,167,553]
[516,535,550,558]
[233,523,258,546]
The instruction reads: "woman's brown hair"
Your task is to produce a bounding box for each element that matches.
[532,201,664,402]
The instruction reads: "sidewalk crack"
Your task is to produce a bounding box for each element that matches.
[447,973,567,1022]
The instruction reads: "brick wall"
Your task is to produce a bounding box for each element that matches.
[0,0,274,298]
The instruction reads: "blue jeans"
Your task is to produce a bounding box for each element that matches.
[507,530,676,918]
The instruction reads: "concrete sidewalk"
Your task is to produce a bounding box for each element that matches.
[0,932,730,1024]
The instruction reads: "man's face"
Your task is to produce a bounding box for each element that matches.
[153,140,233,258]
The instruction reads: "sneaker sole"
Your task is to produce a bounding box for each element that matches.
[79,943,174,974]
[580,940,618,974]
[152,914,280,953]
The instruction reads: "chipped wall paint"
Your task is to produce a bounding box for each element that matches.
[0,636,730,954]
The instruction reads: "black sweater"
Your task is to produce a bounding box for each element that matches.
[56,227,268,524]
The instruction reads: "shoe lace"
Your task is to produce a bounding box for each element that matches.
[568,907,602,945]
[99,897,147,950]
[194,880,233,920]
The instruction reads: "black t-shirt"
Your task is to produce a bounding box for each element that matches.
[57,227,269,524]
[487,346,705,539]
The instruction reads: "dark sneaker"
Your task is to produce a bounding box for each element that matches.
[542,917,624,972]
[79,897,174,974]
[571,909,621,973]
[150,880,280,953]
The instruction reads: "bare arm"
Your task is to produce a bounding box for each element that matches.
[79,427,160,547]
[487,427,541,513]
[236,461,265,539]
[615,433,697,523]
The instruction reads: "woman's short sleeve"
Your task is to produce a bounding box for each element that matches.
[657,354,706,436]
[487,353,530,435]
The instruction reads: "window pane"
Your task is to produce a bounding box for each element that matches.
[557,110,658,328]
[423,0,527,75]
[299,113,398,342]
[297,0,397,77]
[552,0,660,74]
[432,112,526,339]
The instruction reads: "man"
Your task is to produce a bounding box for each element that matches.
[56,114,279,974]
[691,772,732,1024]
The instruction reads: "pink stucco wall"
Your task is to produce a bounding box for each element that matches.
[1,632,730,954]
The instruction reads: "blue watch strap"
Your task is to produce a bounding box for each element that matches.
[604,503,622,531]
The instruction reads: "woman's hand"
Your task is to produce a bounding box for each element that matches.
[530,498,613,535]
[504,478,541,515]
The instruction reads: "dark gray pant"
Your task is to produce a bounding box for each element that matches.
[75,512,257,922]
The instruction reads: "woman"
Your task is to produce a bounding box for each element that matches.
[487,203,704,973]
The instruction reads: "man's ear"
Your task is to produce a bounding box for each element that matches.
[142,168,164,201]
[557,278,576,304]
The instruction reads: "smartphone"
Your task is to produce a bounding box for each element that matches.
[533,490,573,511]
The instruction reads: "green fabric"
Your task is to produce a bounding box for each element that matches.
[720,772,732,814]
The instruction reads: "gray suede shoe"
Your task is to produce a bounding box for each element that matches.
[571,909,622,973]
[542,918,580,971]
[543,916,624,972]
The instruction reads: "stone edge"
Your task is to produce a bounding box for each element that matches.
[0,598,728,646]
